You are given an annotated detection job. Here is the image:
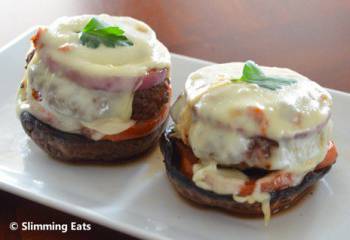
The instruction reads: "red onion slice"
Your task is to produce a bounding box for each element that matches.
[138,68,168,90]
[45,56,168,92]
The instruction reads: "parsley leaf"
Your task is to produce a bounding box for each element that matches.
[241,60,265,81]
[232,60,296,90]
[79,17,133,48]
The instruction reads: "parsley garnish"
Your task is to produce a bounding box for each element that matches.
[231,60,296,90]
[79,17,133,48]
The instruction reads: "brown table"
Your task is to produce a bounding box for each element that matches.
[1,0,349,239]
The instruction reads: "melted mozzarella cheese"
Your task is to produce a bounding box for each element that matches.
[188,121,250,165]
[192,161,308,224]
[192,162,248,195]
[192,161,273,224]
[185,63,331,139]
[18,55,135,138]
[40,14,170,78]
[187,118,332,171]
[234,191,271,225]
[271,121,332,171]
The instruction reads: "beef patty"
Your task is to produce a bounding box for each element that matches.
[132,79,170,120]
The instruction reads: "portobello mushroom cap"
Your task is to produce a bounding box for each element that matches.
[20,111,168,163]
[160,125,332,217]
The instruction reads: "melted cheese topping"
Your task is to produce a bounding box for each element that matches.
[187,118,332,171]
[192,162,248,194]
[234,191,271,225]
[17,55,135,139]
[184,63,331,139]
[192,161,275,224]
[40,14,170,78]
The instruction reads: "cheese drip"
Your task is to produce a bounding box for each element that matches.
[17,54,135,139]
[234,192,271,225]
[192,162,308,224]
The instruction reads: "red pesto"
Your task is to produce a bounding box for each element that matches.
[176,141,199,177]
[31,88,42,101]
[31,28,45,49]
[247,106,269,136]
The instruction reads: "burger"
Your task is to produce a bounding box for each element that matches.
[17,14,171,162]
[161,61,337,222]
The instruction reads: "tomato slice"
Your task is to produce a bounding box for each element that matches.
[238,180,255,196]
[31,28,45,49]
[102,103,169,142]
[315,141,337,171]
[238,141,337,196]
[176,140,199,178]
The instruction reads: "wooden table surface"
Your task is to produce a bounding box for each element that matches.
[1,0,349,239]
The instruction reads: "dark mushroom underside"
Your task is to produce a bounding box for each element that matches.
[20,111,168,163]
[160,125,332,217]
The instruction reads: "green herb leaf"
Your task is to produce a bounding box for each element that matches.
[79,18,133,48]
[231,60,296,90]
[241,60,265,81]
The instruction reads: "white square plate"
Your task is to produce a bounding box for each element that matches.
[1,28,350,240]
